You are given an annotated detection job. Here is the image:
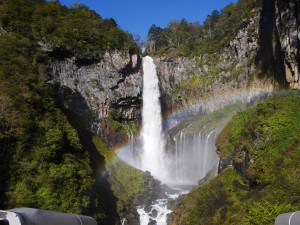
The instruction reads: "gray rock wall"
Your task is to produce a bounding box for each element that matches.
[153,57,198,111]
[154,0,300,113]
[275,0,300,88]
[152,13,272,115]
[48,51,142,145]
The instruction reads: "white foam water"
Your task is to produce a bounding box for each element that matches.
[141,56,167,181]
[137,189,188,225]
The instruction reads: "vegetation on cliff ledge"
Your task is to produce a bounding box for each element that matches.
[171,91,300,225]
[0,30,146,224]
[92,135,149,212]
[145,0,262,56]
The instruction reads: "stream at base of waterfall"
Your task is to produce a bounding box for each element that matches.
[137,188,189,225]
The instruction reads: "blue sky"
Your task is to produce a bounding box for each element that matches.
[59,0,238,40]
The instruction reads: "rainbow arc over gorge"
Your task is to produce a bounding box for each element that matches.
[112,86,272,185]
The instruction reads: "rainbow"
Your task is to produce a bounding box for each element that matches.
[114,87,273,173]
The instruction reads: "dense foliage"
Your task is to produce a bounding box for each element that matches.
[0,33,93,213]
[0,0,142,222]
[146,0,262,56]
[0,0,140,58]
[172,91,300,225]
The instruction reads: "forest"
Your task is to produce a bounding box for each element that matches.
[145,0,262,56]
[0,0,141,223]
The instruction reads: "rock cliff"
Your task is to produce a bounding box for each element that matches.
[46,0,299,150]
[153,13,273,116]
[48,51,143,148]
[275,0,300,88]
[154,0,300,116]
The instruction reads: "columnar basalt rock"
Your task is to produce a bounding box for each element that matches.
[48,51,143,147]
[153,57,199,111]
[275,0,300,88]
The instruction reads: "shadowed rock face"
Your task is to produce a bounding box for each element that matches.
[48,50,143,147]
[275,0,300,88]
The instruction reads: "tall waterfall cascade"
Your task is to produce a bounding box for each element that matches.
[141,56,167,181]
[140,57,219,185]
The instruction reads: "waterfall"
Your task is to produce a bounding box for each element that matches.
[168,129,218,185]
[141,56,166,181]
[118,70,270,185]
[131,57,271,225]
[117,56,271,225]
[203,130,215,176]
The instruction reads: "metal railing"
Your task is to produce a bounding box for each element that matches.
[0,208,97,225]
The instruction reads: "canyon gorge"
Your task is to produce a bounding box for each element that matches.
[0,0,300,225]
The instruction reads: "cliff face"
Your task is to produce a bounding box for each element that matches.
[170,2,300,224]
[276,0,300,88]
[46,0,300,150]
[153,14,273,115]
[48,51,142,148]
[154,0,300,115]
[153,57,197,112]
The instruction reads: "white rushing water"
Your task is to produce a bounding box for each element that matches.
[138,56,173,225]
[137,188,189,225]
[138,198,171,225]
[169,129,218,185]
[141,56,167,181]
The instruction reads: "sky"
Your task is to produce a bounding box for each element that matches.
[59,0,238,40]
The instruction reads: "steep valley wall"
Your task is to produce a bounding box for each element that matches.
[154,13,272,116]
[47,0,299,149]
[48,51,143,149]
[276,0,300,88]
